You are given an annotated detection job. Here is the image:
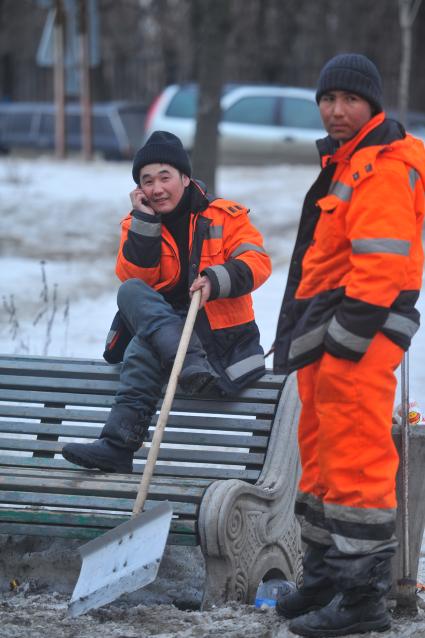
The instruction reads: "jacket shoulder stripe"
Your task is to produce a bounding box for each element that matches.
[351,238,411,255]
[409,167,420,190]
[231,242,267,258]
[206,225,223,239]
[130,216,161,237]
[329,180,353,202]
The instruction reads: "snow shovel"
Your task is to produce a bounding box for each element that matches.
[68,289,202,617]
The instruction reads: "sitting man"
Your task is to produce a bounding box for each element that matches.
[62,131,272,473]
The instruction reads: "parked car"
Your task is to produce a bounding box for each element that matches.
[143,83,326,164]
[0,101,146,160]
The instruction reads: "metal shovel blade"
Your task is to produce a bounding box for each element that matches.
[68,501,173,617]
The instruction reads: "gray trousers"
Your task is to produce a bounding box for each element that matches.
[113,278,200,417]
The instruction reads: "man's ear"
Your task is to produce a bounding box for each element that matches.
[182,174,190,187]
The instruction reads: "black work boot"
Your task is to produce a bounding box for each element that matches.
[178,352,219,395]
[151,322,218,395]
[277,546,336,619]
[288,592,391,637]
[62,405,150,473]
[62,438,134,473]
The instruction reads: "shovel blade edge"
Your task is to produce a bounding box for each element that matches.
[68,501,173,617]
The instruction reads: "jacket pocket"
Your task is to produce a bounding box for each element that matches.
[313,194,345,252]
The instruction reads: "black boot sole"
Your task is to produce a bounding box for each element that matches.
[62,447,132,473]
[277,603,326,619]
[179,371,218,395]
[289,616,391,637]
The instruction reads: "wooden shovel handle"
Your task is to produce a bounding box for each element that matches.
[132,289,202,515]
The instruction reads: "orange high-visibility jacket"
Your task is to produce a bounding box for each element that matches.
[274,112,425,374]
[115,180,272,390]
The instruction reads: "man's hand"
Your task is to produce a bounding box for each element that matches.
[190,275,211,309]
[130,187,156,216]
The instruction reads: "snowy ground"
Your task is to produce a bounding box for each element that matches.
[1,155,425,636]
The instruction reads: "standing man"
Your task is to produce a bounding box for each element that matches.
[274,54,425,636]
[62,131,271,474]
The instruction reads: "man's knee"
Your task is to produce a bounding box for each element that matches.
[117,278,149,311]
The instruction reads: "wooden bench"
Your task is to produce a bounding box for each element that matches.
[0,354,303,608]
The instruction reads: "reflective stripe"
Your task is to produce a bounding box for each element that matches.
[331,533,398,555]
[352,238,411,256]
[329,180,353,202]
[296,491,323,513]
[209,264,231,297]
[409,168,420,190]
[324,503,396,526]
[225,354,265,381]
[289,321,330,360]
[206,225,223,239]
[231,243,267,258]
[383,312,419,338]
[130,217,161,237]
[327,317,371,353]
[297,516,332,545]
[105,329,116,346]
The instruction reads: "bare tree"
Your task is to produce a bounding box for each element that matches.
[190,0,231,193]
[53,0,66,158]
[398,0,423,125]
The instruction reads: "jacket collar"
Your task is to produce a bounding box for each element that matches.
[317,112,406,167]
[188,179,210,214]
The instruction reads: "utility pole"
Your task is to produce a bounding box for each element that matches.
[54,0,66,158]
[77,0,92,160]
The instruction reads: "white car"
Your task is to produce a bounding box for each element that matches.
[144,84,326,164]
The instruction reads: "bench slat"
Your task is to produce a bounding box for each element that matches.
[0,422,269,449]
[0,466,213,488]
[0,522,197,544]
[0,454,261,480]
[0,406,272,433]
[0,388,276,416]
[0,507,196,534]
[0,473,207,504]
[0,489,198,515]
[0,439,265,465]
[0,374,279,404]
[0,357,285,388]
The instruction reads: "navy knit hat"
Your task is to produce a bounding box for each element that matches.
[316,54,383,113]
[132,131,192,183]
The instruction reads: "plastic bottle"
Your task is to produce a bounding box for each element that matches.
[255,578,296,609]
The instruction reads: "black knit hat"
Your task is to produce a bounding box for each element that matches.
[316,53,383,113]
[132,131,192,183]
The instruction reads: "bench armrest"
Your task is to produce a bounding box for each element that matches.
[198,373,303,608]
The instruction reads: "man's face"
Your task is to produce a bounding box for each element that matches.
[139,163,190,214]
[319,90,374,142]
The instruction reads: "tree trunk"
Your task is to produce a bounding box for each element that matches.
[77,0,93,161]
[191,0,231,193]
[54,0,66,159]
[398,0,422,126]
